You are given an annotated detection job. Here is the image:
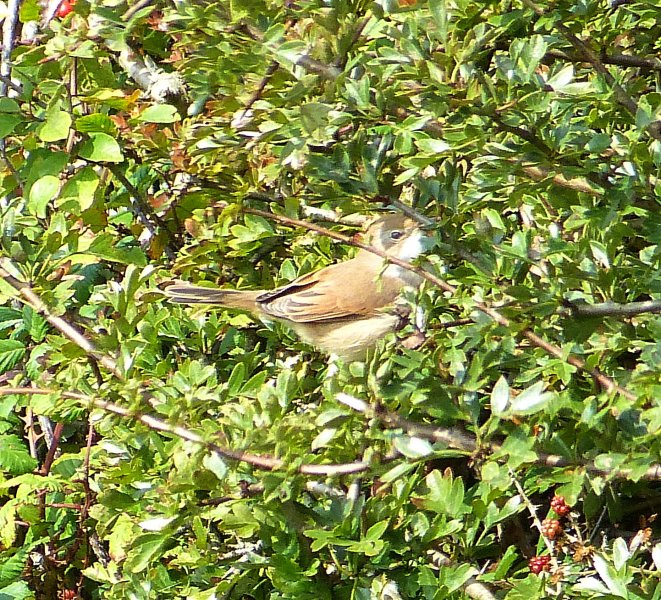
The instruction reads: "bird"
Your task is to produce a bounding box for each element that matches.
[165,213,428,360]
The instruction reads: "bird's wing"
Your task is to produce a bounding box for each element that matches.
[257,263,396,323]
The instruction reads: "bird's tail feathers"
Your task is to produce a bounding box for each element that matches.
[165,284,259,311]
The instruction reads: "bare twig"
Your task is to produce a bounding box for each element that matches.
[5,385,659,479]
[237,60,279,124]
[122,0,153,21]
[117,47,185,104]
[384,198,436,227]
[546,49,661,71]
[104,163,178,260]
[242,207,636,401]
[518,164,602,196]
[1,0,20,97]
[39,422,64,476]
[336,393,661,479]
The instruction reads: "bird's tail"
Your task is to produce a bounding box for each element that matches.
[164,283,260,311]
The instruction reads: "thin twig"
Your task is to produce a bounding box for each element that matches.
[0,0,20,97]
[104,163,178,260]
[370,401,661,480]
[519,164,602,196]
[122,0,153,21]
[237,60,279,124]
[4,386,659,479]
[546,49,661,71]
[39,422,64,476]
[384,198,436,227]
[242,207,636,401]
[509,468,556,555]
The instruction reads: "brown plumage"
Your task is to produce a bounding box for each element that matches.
[165,214,426,360]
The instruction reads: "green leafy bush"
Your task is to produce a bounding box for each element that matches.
[0,0,659,598]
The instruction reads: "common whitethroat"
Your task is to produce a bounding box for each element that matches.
[165,214,428,360]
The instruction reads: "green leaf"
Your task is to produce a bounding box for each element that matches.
[28,175,60,218]
[422,470,470,517]
[0,435,38,475]
[76,234,146,266]
[415,138,451,154]
[491,376,510,416]
[78,133,124,163]
[226,362,246,395]
[75,114,118,135]
[0,340,26,373]
[202,453,227,481]
[38,109,72,142]
[0,581,33,600]
[0,98,20,113]
[592,554,629,598]
[59,167,100,212]
[509,382,552,415]
[0,115,22,138]
[123,533,169,573]
[137,104,180,123]
[393,435,433,458]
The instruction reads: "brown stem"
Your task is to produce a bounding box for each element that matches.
[39,422,64,476]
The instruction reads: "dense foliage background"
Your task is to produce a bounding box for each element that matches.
[0,0,659,598]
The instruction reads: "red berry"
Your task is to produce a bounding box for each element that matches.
[56,0,75,18]
[529,555,551,574]
[550,495,571,517]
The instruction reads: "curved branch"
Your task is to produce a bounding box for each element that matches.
[337,394,661,481]
[0,387,380,476]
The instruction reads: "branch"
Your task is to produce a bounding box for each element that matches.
[0,0,20,97]
[563,299,661,318]
[509,469,556,556]
[117,47,186,104]
[0,387,386,476]
[518,164,602,196]
[242,207,636,401]
[0,263,123,380]
[337,394,661,480]
[105,164,178,260]
[546,49,661,71]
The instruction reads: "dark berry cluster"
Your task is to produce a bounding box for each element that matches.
[541,518,562,540]
[528,555,551,574]
[550,495,571,517]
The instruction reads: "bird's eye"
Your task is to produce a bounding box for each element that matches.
[390,230,403,240]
